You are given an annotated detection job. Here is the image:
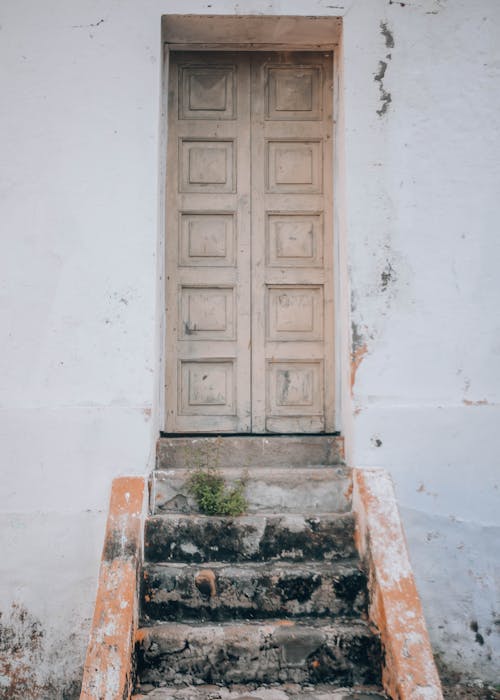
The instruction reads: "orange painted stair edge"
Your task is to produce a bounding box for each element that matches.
[353,468,444,700]
[80,476,146,700]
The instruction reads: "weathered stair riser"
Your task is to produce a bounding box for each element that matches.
[151,467,352,515]
[135,437,385,698]
[145,513,357,564]
[142,560,368,622]
[137,621,382,686]
[155,436,345,470]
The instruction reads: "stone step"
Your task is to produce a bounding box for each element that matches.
[144,513,356,564]
[156,436,344,470]
[133,683,388,699]
[150,467,352,515]
[136,620,381,687]
[141,560,367,623]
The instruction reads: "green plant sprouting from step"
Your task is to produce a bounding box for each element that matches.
[184,438,248,516]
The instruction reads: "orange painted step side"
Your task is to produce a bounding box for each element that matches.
[80,476,145,700]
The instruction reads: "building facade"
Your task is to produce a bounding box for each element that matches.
[1,0,499,696]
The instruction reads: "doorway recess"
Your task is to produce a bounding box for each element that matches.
[161,16,342,435]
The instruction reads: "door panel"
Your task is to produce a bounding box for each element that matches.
[165,51,334,433]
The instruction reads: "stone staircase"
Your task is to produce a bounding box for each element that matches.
[133,437,387,699]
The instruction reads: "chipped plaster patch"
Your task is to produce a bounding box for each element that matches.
[375,60,392,116]
[380,20,395,48]
[380,259,397,292]
[351,322,369,395]
[374,19,395,116]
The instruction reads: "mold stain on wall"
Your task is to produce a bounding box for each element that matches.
[0,603,83,699]
[0,603,46,699]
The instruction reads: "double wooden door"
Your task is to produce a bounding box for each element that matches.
[165,51,334,433]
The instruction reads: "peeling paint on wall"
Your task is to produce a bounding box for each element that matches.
[380,260,397,293]
[374,20,395,117]
[0,604,44,698]
[351,322,369,395]
[380,20,395,49]
[374,60,392,117]
[403,508,500,682]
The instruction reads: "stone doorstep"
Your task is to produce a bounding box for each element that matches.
[156,436,345,470]
[141,559,368,622]
[133,684,388,699]
[150,467,352,515]
[136,619,382,687]
[144,512,357,564]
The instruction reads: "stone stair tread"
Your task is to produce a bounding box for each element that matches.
[153,467,349,474]
[143,558,363,574]
[138,617,376,632]
[133,686,387,699]
[150,468,352,515]
[141,559,367,623]
[144,512,356,564]
[146,511,355,520]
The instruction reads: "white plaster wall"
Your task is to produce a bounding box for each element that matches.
[342,0,500,680]
[0,0,499,695]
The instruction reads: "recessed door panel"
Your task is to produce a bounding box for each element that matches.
[179,212,236,267]
[180,139,236,193]
[266,65,322,120]
[267,213,323,268]
[179,65,236,119]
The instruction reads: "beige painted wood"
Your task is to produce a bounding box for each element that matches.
[165,51,334,433]
[163,16,342,49]
[251,52,335,433]
[165,53,251,432]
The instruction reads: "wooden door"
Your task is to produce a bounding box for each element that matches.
[165,52,334,433]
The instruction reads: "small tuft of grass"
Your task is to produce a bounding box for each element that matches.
[186,467,248,517]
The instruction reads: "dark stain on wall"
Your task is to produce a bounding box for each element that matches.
[0,604,82,699]
[375,21,394,117]
[375,60,392,117]
[0,604,45,699]
[380,260,397,292]
[351,322,365,354]
[470,620,485,646]
[380,21,395,48]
